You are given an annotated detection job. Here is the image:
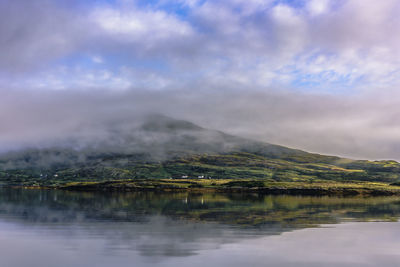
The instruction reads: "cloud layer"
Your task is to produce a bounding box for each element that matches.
[1,0,400,160]
[1,89,400,160]
[2,0,400,90]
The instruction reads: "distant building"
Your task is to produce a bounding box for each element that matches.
[181,175,188,178]
[198,175,204,179]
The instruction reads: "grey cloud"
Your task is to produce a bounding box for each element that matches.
[0,0,89,72]
[1,88,400,160]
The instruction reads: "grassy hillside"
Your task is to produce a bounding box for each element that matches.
[1,151,400,187]
[0,116,399,188]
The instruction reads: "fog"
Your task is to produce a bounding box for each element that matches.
[1,88,400,160]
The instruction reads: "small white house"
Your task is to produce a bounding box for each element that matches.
[198,175,204,179]
[181,175,188,178]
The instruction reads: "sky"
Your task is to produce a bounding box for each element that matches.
[1,0,400,160]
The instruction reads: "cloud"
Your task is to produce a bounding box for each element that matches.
[1,0,400,160]
[307,0,330,16]
[1,0,400,89]
[1,88,400,160]
[90,5,195,47]
[91,56,104,64]
[0,0,88,72]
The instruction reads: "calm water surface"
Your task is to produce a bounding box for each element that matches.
[1,188,400,267]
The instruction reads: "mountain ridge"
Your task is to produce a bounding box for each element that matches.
[0,115,399,186]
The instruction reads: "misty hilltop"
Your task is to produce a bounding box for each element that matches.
[0,114,312,169]
[1,115,400,186]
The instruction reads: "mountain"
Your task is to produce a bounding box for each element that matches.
[0,115,400,186]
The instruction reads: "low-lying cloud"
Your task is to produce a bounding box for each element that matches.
[1,88,400,160]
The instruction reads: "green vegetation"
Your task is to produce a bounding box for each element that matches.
[2,151,400,196]
[1,116,400,195]
[56,179,400,196]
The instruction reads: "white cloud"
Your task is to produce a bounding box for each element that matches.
[91,7,194,40]
[307,0,330,16]
[91,56,104,64]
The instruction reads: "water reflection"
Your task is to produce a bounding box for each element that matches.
[0,189,400,266]
[1,189,400,226]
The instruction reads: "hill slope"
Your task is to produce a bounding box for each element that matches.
[0,115,399,186]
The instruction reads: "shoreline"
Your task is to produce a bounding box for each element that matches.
[8,179,400,197]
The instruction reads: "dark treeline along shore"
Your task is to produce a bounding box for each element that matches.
[1,115,400,196]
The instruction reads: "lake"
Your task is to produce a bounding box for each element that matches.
[0,188,400,267]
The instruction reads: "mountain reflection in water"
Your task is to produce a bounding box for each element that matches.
[0,189,400,267]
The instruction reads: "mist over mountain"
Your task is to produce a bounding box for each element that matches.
[0,114,313,170]
[2,89,400,161]
[2,114,400,188]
